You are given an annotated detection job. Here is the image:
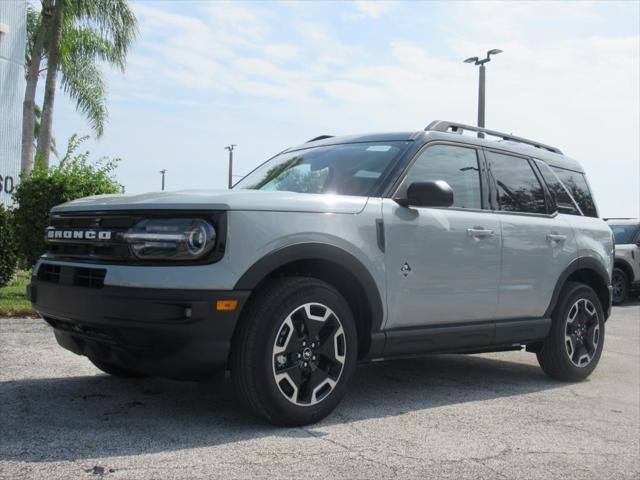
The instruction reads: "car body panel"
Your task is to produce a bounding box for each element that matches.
[382,200,501,328]
[496,213,578,318]
[51,189,369,215]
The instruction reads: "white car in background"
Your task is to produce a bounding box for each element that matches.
[607,219,640,304]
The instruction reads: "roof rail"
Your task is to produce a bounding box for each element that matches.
[306,135,334,143]
[425,120,563,155]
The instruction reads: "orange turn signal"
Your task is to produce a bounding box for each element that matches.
[216,299,238,311]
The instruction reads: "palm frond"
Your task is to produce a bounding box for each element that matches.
[59,56,107,138]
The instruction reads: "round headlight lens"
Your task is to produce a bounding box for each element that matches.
[187,222,208,255]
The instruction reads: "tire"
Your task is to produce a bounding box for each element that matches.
[537,282,605,382]
[89,357,147,378]
[231,277,358,426]
[612,268,628,305]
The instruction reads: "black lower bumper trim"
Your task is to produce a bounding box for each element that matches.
[29,279,250,380]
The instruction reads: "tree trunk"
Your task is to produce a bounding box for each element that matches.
[20,2,52,174]
[35,0,64,168]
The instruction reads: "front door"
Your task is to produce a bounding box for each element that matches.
[383,143,501,329]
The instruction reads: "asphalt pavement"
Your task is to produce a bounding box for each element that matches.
[1,303,638,479]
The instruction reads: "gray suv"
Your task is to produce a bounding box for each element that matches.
[29,121,613,426]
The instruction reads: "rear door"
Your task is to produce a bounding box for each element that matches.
[383,143,501,329]
[485,150,577,319]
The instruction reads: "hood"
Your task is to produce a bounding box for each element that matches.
[51,189,369,215]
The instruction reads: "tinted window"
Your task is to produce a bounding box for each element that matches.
[488,152,546,214]
[234,142,405,196]
[536,161,581,215]
[551,167,598,217]
[609,224,640,244]
[406,145,482,209]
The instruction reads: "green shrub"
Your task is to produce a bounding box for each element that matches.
[0,205,18,287]
[13,134,122,267]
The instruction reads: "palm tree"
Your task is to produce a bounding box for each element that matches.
[21,0,137,172]
[21,1,53,173]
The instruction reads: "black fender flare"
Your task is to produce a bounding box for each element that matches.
[234,242,385,332]
[613,258,635,283]
[544,256,612,318]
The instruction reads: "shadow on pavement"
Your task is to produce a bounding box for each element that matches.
[0,353,561,462]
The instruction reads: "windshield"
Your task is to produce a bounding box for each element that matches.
[609,224,639,244]
[234,142,406,196]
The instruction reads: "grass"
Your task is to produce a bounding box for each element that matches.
[0,270,35,317]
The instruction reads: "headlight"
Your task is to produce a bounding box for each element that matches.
[124,218,216,261]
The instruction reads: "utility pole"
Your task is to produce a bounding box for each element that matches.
[224,144,236,189]
[159,169,167,191]
[464,49,503,136]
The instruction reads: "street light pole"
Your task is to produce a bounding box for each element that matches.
[224,144,236,189]
[478,63,486,129]
[464,49,502,136]
[159,169,167,191]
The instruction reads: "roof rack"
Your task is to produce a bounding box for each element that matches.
[425,120,563,155]
[306,135,334,143]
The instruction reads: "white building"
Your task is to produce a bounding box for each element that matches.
[0,0,27,206]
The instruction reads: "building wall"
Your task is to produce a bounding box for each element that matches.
[0,0,27,206]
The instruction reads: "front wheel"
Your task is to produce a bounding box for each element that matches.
[537,282,605,382]
[231,277,358,426]
[612,268,628,305]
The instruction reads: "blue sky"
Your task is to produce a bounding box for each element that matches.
[51,0,640,217]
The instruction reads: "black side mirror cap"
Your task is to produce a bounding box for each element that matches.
[395,180,454,208]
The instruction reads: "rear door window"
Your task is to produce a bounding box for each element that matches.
[550,167,598,217]
[486,151,547,214]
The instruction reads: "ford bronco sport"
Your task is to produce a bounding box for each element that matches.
[29,121,613,426]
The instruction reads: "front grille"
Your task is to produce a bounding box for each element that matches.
[38,264,106,289]
[46,213,139,262]
[74,267,107,288]
[39,264,61,283]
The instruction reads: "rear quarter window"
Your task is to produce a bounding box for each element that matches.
[550,167,598,218]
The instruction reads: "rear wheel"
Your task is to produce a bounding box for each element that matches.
[612,268,628,305]
[537,282,605,382]
[88,357,146,378]
[231,277,357,426]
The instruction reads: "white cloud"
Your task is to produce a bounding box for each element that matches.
[353,0,397,19]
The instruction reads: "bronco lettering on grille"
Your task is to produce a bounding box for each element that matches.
[46,229,113,242]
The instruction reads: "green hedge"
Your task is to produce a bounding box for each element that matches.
[12,135,121,267]
[0,205,18,287]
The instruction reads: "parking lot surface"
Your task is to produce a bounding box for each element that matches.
[1,303,638,480]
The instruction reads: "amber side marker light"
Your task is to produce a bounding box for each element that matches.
[216,299,238,311]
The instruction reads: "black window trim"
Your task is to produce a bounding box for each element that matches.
[387,140,490,212]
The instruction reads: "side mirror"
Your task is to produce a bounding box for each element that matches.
[395,180,454,208]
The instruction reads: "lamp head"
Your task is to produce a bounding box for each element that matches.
[487,49,503,56]
[464,56,479,64]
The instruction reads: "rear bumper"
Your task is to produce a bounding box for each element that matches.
[28,276,250,379]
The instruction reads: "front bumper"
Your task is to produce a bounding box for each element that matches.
[28,272,250,380]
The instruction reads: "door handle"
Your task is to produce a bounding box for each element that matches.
[547,233,567,243]
[467,228,495,238]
